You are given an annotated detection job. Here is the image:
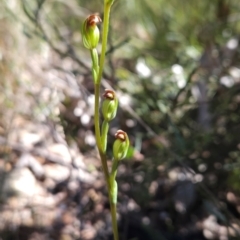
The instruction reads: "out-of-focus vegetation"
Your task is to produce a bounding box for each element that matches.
[1,0,240,239]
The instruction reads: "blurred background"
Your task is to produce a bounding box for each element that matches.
[0,0,240,239]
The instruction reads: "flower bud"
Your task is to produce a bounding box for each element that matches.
[102,89,118,122]
[113,130,129,161]
[82,14,101,50]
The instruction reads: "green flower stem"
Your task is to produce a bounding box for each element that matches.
[94,83,109,178]
[110,157,119,202]
[109,177,118,239]
[96,2,111,84]
[101,120,109,153]
[109,159,119,240]
[90,48,99,83]
[111,158,119,180]
[110,201,118,238]
[94,86,119,240]
[93,1,119,240]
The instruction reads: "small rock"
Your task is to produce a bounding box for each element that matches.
[47,143,72,164]
[72,168,95,184]
[44,164,70,182]
[2,168,37,199]
[32,206,56,227]
[43,177,56,190]
[81,225,97,240]
[73,155,85,168]
[19,131,42,147]
[16,153,45,178]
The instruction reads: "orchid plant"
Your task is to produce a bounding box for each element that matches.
[82,1,130,239]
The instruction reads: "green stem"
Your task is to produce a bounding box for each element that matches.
[93,2,119,240]
[111,158,119,180]
[94,85,119,240]
[94,84,109,179]
[110,201,119,240]
[101,120,109,153]
[96,2,111,84]
[90,48,99,83]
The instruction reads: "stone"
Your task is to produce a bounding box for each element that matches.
[16,153,45,178]
[44,164,70,182]
[47,143,72,164]
[2,168,37,199]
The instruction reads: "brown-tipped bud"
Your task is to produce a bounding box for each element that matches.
[102,89,118,122]
[82,14,101,50]
[113,130,129,161]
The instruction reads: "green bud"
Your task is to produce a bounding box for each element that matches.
[82,14,101,50]
[113,130,129,161]
[102,89,118,122]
